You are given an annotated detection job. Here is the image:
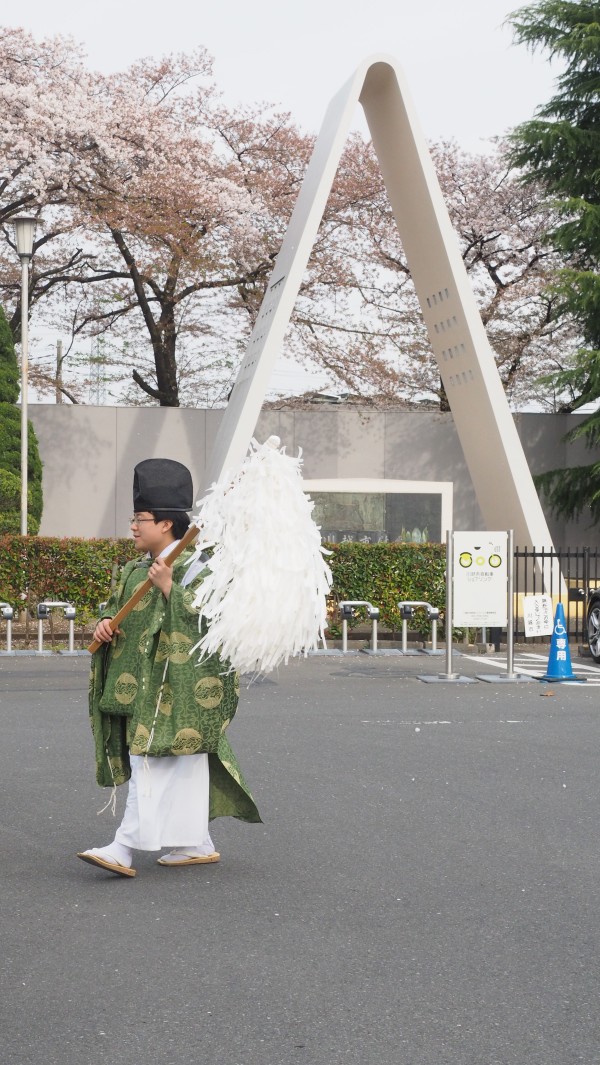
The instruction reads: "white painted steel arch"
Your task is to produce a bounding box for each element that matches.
[203,55,554,551]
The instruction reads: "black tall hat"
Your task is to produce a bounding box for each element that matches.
[133,459,193,513]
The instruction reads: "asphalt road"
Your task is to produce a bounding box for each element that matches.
[1,650,600,1065]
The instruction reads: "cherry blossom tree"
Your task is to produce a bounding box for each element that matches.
[0,27,578,410]
[0,30,350,406]
[0,32,246,404]
[283,136,580,411]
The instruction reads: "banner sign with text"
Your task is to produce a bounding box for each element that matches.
[453,531,508,626]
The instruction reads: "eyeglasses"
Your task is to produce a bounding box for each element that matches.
[129,516,156,525]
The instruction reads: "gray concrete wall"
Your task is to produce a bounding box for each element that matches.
[27,405,600,548]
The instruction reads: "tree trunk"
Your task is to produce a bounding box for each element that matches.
[439,379,450,412]
[153,331,179,407]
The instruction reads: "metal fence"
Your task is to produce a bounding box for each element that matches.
[514,546,600,643]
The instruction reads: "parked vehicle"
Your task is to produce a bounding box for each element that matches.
[587,591,600,662]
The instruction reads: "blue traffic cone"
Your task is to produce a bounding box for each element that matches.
[541,603,585,682]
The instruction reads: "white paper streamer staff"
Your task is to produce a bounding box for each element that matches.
[190,435,332,674]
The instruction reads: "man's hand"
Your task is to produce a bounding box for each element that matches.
[93,617,121,644]
[148,556,172,599]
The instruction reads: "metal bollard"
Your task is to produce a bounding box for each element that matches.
[0,602,14,655]
[36,603,51,653]
[64,605,76,653]
[370,609,379,652]
[398,601,441,656]
[339,601,379,654]
[36,601,78,654]
[400,605,414,653]
[356,603,404,657]
[422,605,442,656]
[340,602,353,652]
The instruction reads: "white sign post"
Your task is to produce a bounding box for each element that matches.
[418,530,479,683]
[418,529,534,684]
[470,529,535,683]
[453,532,508,627]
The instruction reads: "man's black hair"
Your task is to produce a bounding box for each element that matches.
[151,510,191,540]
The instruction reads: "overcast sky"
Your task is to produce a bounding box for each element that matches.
[16,0,559,148]
[12,1,563,401]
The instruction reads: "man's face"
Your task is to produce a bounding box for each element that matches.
[130,512,173,556]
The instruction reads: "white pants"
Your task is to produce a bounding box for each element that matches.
[114,753,215,853]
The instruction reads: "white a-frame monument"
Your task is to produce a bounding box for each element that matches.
[204,55,554,550]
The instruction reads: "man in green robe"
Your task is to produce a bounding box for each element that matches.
[78,458,261,878]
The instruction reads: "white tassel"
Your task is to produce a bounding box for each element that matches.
[190,437,332,674]
[97,740,118,816]
[96,786,117,817]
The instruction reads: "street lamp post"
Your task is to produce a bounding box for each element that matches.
[12,215,37,536]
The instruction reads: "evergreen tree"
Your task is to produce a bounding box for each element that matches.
[0,304,43,534]
[508,1,600,522]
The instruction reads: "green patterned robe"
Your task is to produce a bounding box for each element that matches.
[89,548,261,823]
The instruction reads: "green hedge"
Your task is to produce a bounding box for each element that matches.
[0,537,447,633]
[325,541,446,635]
[0,536,138,620]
